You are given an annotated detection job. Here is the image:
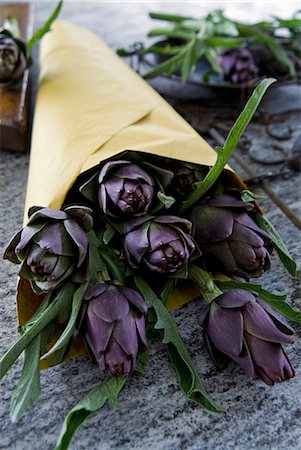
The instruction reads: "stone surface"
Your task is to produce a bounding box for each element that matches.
[0,2,300,450]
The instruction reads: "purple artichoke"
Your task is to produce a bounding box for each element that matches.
[201,289,295,385]
[124,216,196,274]
[80,283,147,375]
[4,206,92,294]
[218,47,259,84]
[80,159,155,218]
[251,44,301,78]
[190,195,272,278]
[0,29,27,86]
[169,162,206,197]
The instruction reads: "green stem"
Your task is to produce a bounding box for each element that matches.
[179,78,276,213]
[26,0,63,53]
[188,264,222,303]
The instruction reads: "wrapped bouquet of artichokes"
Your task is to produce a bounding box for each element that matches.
[1,20,299,450]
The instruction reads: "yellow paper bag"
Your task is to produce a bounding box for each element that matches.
[18,21,244,365]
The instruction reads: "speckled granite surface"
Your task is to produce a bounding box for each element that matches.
[0,2,300,450]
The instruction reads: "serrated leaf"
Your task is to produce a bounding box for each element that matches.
[55,376,127,450]
[134,276,224,412]
[18,292,52,335]
[205,36,245,47]
[149,12,194,22]
[88,230,106,282]
[160,280,175,306]
[240,189,265,202]
[10,334,41,422]
[255,213,297,276]
[102,223,116,245]
[0,282,75,381]
[204,46,222,74]
[41,282,88,360]
[179,78,276,212]
[215,279,301,325]
[135,349,150,374]
[142,44,184,57]
[157,192,176,209]
[40,321,56,355]
[49,340,72,367]
[143,39,195,80]
[256,33,296,77]
[148,26,196,40]
[99,245,126,284]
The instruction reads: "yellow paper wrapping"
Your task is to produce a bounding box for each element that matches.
[17,21,244,366]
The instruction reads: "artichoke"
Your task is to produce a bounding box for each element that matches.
[0,29,27,86]
[169,162,206,197]
[190,195,272,278]
[80,159,155,218]
[4,206,92,294]
[80,283,147,375]
[124,216,196,274]
[201,289,295,385]
[218,47,259,84]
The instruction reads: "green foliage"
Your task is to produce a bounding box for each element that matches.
[10,334,41,422]
[179,78,276,212]
[134,276,224,412]
[255,214,297,276]
[27,1,63,52]
[119,8,300,83]
[55,376,127,450]
[216,279,301,325]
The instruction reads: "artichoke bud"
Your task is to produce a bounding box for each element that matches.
[80,283,147,375]
[218,47,259,84]
[80,159,155,218]
[3,205,92,294]
[0,29,28,85]
[191,194,272,278]
[201,289,295,385]
[124,215,196,274]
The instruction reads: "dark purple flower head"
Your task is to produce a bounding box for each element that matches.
[218,47,259,84]
[0,29,28,86]
[191,194,272,278]
[81,160,155,218]
[80,283,147,375]
[3,205,92,294]
[251,44,301,78]
[124,216,196,274]
[169,162,206,197]
[201,289,295,385]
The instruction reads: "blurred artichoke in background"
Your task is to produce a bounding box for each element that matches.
[81,160,155,218]
[4,206,92,294]
[191,195,272,278]
[0,29,27,86]
[124,216,196,274]
[80,283,147,375]
[201,289,295,385]
[251,44,301,78]
[218,47,259,84]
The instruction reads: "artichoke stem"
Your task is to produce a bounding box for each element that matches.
[188,264,222,304]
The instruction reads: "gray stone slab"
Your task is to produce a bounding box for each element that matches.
[1,2,300,450]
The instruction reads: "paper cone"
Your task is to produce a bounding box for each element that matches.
[17,21,244,366]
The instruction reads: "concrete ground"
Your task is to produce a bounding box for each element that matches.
[1,2,300,449]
